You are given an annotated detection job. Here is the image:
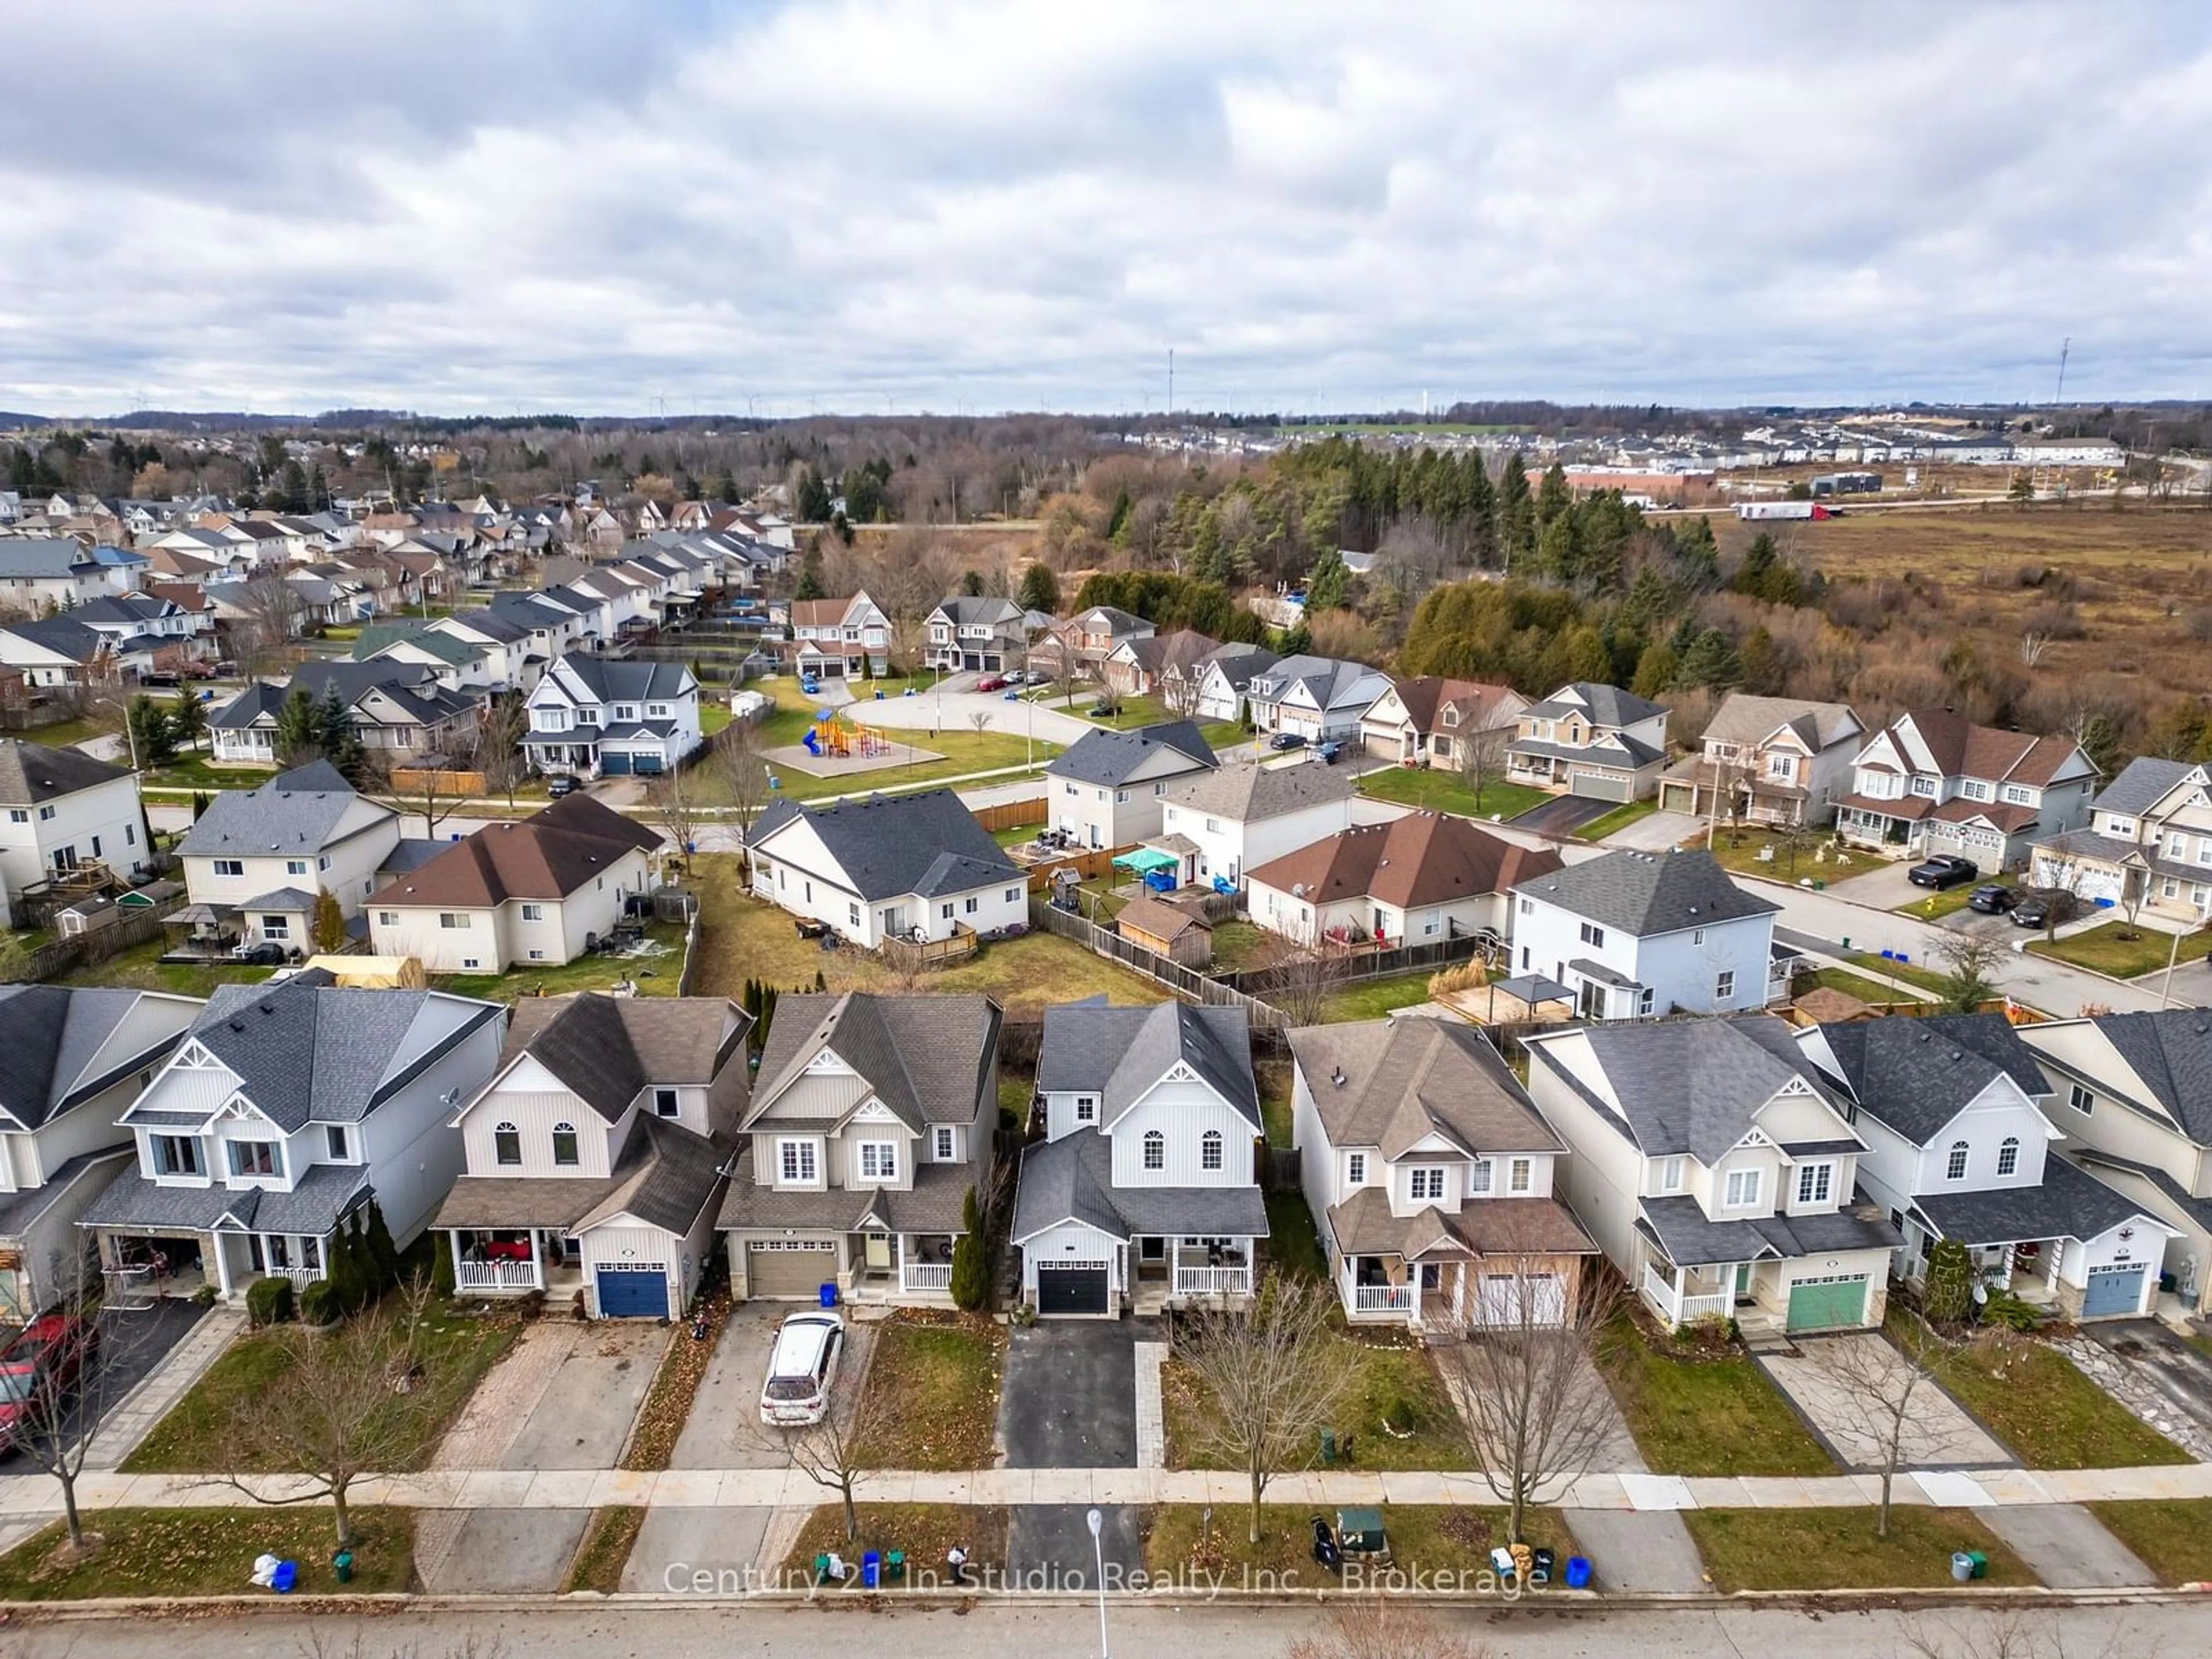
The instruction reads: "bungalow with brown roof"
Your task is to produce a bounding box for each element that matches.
[365,793,666,972]
[1243,811,1562,949]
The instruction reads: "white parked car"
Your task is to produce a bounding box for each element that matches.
[758,1311,844,1426]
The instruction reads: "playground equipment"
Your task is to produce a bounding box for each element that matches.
[801,709,895,760]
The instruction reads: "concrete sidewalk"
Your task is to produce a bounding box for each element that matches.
[11,1458,2212,1519]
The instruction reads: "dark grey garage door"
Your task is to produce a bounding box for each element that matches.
[2082,1264,2147,1319]
[1036,1264,1110,1316]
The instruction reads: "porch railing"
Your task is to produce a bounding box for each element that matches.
[1175,1266,1251,1297]
[270,1266,323,1290]
[457,1259,540,1291]
[1642,1262,1730,1324]
[1351,1282,1414,1314]
[900,1262,953,1293]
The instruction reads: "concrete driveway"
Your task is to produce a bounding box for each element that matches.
[1979,1504,2157,1587]
[1000,1320,1149,1585]
[1759,1335,2013,1469]
[671,1301,877,1469]
[1508,794,1615,838]
[419,1508,590,1594]
[500,1320,667,1470]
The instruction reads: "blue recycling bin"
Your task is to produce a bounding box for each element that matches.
[819,1281,838,1308]
[1563,1555,1592,1589]
[271,1559,298,1593]
[862,1550,881,1588]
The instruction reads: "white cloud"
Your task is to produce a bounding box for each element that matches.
[2,0,2208,415]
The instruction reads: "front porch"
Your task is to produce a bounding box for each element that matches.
[95,1226,328,1304]
[844,1231,963,1303]
[1639,1257,1767,1332]
[1338,1251,1460,1328]
[1130,1234,1255,1313]
[446,1226,587,1298]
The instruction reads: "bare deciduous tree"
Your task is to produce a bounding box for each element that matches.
[1251,935,1352,1027]
[967,709,993,738]
[1803,1316,1955,1539]
[1900,1608,2127,1659]
[1173,1272,1358,1544]
[1453,724,1511,819]
[1450,1249,1627,1544]
[788,1370,895,1543]
[233,575,305,676]
[1287,1604,1491,1659]
[647,766,700,874]
[473,690,529,808]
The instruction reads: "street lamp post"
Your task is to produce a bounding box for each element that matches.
[1086,1506,1109,1658]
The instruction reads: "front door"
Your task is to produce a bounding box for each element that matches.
[864,1233,892,1271]
[1733,1262,1753,1300]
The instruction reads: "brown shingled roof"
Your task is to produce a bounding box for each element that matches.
[1245,812,1561,910]
[368,793,664,908]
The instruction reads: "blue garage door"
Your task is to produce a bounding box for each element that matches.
[596,1266,668,1318]
[632,753,665,775]
[2081,1264,2146,1319]
[600,751,632,775]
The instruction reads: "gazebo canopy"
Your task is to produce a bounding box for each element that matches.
[1111,847,1180,874]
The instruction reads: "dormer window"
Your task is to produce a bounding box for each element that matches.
[1409,1168,1445,1202]
[1724,1168,1762,1208]
[228,1141,280,1179]
[654,1088,679,1118]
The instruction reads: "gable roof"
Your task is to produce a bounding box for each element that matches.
[1165,757,1353,823]
[0,987,191,1130]
[930,595,1023,627]
[2069,1009,2212,1144]
[1288,1017,1563,1161]
[1037,998,1260,1130]
[1012,1126,1271,1244]
[1200,642,1279,692]
[0,738,132,805]
[499,993,745,1123]
[1525,681,1667,728]
[1115,893,1213,944]
[1514,847,1779,937]
[1881,708,2093,786]
[1701,692,1863,752]
[1805,1012,2050,1143]
[368,793,662,908]
[0,537,96,578]
[1377,676,1522,732]
[1247,653,1388,711]
[750,992,999,1132]
[176,770,389,859]
[0,616,107,663]
[1047,720,1217,786]
[1248,812,1562,912]
[747,787,1018,903]
[2092,756,2203,818]
[542,654,695,703]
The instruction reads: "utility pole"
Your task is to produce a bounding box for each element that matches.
[2054,338,2070,406]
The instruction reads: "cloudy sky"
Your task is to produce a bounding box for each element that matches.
[4,1,2209,418]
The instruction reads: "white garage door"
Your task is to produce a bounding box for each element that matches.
[1476,1271,1567,1328]
[747,1238,839,1300]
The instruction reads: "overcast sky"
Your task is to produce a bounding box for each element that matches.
[4,1,2209,419]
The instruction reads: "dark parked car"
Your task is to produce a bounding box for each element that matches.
[1269,732,1308,751]
[1315,740,1344,765]
[1967,883,2018,914]
[240,942,289,966]
[545,774,581,798]
[2011,891,2073,930]
[1907,855,1979,889]
[1088,700,1120,718]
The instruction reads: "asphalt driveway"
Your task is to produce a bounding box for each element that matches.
[0,1298,209,1474]
[999,1319,1149,1585]
[1508,794,1614,838]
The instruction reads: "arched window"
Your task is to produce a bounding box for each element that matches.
[493,1122,521,1166]
[1996,1137,2020,1177]
[552,1121,580,1167]
[1200,1130,1224,1172]
[1946,1140,1969,1181]
[1143,1130,1165,1171]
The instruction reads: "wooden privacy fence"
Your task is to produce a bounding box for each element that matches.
[1021,846,1122,893]
[6,897,182,985]
[390,766,488,796]
[971,796,1047,834]
[1221,931,1489,994]
[1028,899,1285,1031]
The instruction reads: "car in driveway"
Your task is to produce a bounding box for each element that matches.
[1268,732,1308,752]
[0,1315,94,1454]
[759,1311,843,1427]
[1908,854,1979,889]
[545,774,581,798]
[1967,883,2018,914]
[974,674,1006,692]
[2010,890,2074,930]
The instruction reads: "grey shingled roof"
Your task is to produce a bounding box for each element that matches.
[83,1160,370,1238]
[543,654,695,702]
[1514,847,1779,937]
[576,1112,730,1236]
[1287,1017,1562,1161]
[1012,1128,1270,1243]
[749,993,999,1134]
[717,1148,972,1236]
[500,993,745,1125]
[1166,757,1352,821]
[2093,756,2203,818]
[1523,680,1668,728]
[177,772,384,859]
[1808,1012,2051,1144]
[747,788,1018,903]
[0,738,132,805]
[1037,998,1260,1130]
[1911,1154,2161,1249]
[0,987,186,1130]
[1047,721,1217,786]
[2082,1009,2212,1145]
[1637,1193,1897,1267]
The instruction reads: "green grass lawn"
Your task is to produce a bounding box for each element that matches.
[1210,918,1274,974]
[2028,920,2212,979]
[1320,971,1438,1022]
[123,1303,517,1475]
[144,756,277,791]
[1163,1332,1472,1472]
[855,1312,1006,1470]
[1930,1325,2189,1468]
[1359,766,1551,823]
[1596,1320,1836,1476]
[5,713,117,749]
[1574,800,1661,842]
[1145,1503,1575,1580]
[431,918,690,1001]
[0,1506,416,1599]
[1795,966,1934,1007]
[1682,1507,2033,1592]
[700,703,733,737]
[2085,1499,2212,1585]
[781,1503,1010,1588]
[1263,1191,1327,1281]
[56,934,276,998]
[684,854,1166,1017]
[1199,720,1252,753]
[1892,884,1982,921]
[1254,1051,1293,1147]
[1696,825,1839,879]
[1844,950,1956,998]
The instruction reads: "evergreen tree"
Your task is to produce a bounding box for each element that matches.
[794,468,833,522]
[960,569,985,597]
[1560,624,1612,684]
[308,464,329,510]
[126,694,176,767]
[1277,620,1312,658]
[949,1187,990,1312]
[363,1198,400,1290]
[1924,1237,1975,1324]
[1630,642,1680,701]
[169,691,208,755]
[1302,548,1351,614]
[1495,452,1536,569]
[1533,514,1577,585]
[276,460,311,514]
[325,1217,362,1312]
[1673,627,1743,691]
[1672,514,1721,588]
[317,684,365,782]
[1534,461,1573,529]
[794,545,826,601]
[274,687,322,764]
[312,887,346,952]
[1016,561,1060,615]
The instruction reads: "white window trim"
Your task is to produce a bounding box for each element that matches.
[1724,1168,1762,1209]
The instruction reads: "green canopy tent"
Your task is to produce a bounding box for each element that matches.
[1111,848,1180,874]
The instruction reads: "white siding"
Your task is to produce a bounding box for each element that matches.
[1107,1080,1255,1188]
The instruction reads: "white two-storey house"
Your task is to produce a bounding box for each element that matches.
[1152,759,1356,891]
[2032,756,2212,927]
[1045,720,1218,850]
[1011,998,1268,1316]
[524,655,702,779]
[176,762,407,951]
[0,740,152,918]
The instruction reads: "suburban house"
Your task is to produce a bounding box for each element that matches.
[366,794,666,972]
[1245,654,1393,744]
[1799,1012,2174,1322]
[524,654,702,779]
[0,986,205,1320]
[924,596,1027,674]
[2018,1010,2212,1319]
[0,539,138,612]
[1055,605,1153,672]
[1357,677,1529,769]
[1290,1017,1597,1330]
[2031,756,2212,926]
[1192,642,1281,726]
[1102,627,1219,702]
[718,991,999,1305]
[1509,847,1786,1021]
[1656,693,1866,828]
[1247,812,1561,949]
[1012,998,1268,1316]
[783,593,891,679]
[0,740,152,916]
[1045,720,1218,850]
[177,762,405,939]
[84,971,507,1301]
[210,662,479,766]
[0,616,115,690]
[1835,708,2098,867]
[432,994,748,1318]
[1153,759,1355,890]
[70,592,204,670]
[1506,682,1672,801]
[1524,1014,1899,1335]
[746,789,1026,951]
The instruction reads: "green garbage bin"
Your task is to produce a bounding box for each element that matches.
[1320,1427,1338,1465]
[1968,1550,1988,1580]
[332,1550,354,1585]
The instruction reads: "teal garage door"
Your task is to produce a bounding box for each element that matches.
[595,1266,669,1318]
[2081,1264,2146,1319]
[1786,1273,1869,1332]
[600,751,632,775]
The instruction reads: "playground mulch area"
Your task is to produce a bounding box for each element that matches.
[764,740,949,778]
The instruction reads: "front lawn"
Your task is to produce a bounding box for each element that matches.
[2085,1498,2212,1585]
[1929,1325,2188,1469]
[1145,1503,1576,1584]
[123,1303,517,1475]
[1320,971,1438,1022]
[1574,800,1660,842]
[1263,1190,1328,1282]
[1596,1320,1835,1476]
[1162,1332,1472,1473]
[143,756,277,791]
[1794,966,1935,1007]
[433,918,690,1002]
[1844,950,1956,998]
[1681,1506,2034,1592]
[1359,767,1550,824]
[684,854,1167,1017]
[1696,825,1835,880]
[2028,921,2212,980]
[0,1505,416,1599]
[1893,885,1982,921]
[781,1503,1009,1590]
[854,1311,1006,1470]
